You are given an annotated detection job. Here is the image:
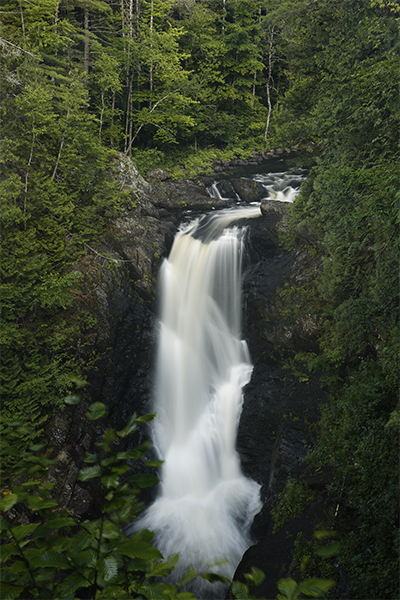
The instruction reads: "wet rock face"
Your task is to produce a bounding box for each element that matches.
[45,157,178,514]
[235,203,324,599]
[240,212,321,496]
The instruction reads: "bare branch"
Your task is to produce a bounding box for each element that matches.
[126,89,180,154]
[0,37,38,58]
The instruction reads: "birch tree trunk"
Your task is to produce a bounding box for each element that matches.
[264,24,275,144]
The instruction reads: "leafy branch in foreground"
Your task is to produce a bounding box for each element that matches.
[0,402,187,600]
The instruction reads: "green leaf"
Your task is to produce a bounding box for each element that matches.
[1,446,21,457]
[116,442,152,461]
[117,539,163,560]
[116,413,138,437]
[12,522,39,541]
[139,581,177,599]
[231,580,252,600]
[31,550,71,569]
[244,566,265,586]
[98,556,118,581]
[78,465,102,481]
[0,493,19,512]
[110,463,130,476]
[200,572,231,584]
[70,549,96,569]
[314,542,340,558]
[8,559,26,574]
[45,517,76,529]
[86,402,107,421]
[147,554,179,577]
[0,542,20,562]
[313,530,338,540]
[0,518,9,530]
[33,567,57,584]
[176,566,197,586]
[102,427,116,450]
[65,395,80,405]
[0,584,25,600]
[67,377,87,388]
[29,443,47,452]
[100,456,116,467]
[102,520,121,539]
[101,473,120,489]
[26,497,59,511]
[56,571,92,597]
[276,578,298,600]
[34,525,52,537]
[83,452,99,464]
[137,412,156,423]
[297,578,335,597]
[129,473,159,488]
[146,459,164,468]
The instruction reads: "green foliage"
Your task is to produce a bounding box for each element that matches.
[276,531,339,599]
[277,577,335,600]
[271,479,316,533]
[272,1,399,597]
[0,2,128,455]
[0,405,190,599]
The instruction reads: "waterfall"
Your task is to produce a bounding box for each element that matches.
[132,206,262,599]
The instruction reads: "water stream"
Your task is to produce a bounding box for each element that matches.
[133,206,262,598]
[132,166,306,598]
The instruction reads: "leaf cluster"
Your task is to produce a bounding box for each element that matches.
[0,405,188,600]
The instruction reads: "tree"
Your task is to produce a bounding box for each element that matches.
[0,1,126,455]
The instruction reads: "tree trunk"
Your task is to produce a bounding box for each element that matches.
[149,0,154,109]
[264,25,275,145]
[252,3,262,109]
[124,73,133,154]
[52,108,70,180]
[99,91,104,138]
[111,91,115,146]
[136,0,140,34]
[84,3,89,75]
[124,0,134,154]
[19,1,25,43]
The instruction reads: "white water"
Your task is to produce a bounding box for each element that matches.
[133,206,262,599]
[253,170,307,203]
[206,181,241,202]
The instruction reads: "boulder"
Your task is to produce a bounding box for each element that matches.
[231,178,267,202]
[260,198,290,217]
[147,168,171,181]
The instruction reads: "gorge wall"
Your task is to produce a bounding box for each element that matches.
[47,156,327,597]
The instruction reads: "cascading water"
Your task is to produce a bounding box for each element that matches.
[253,170,306,203]
[132,206,262,599]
